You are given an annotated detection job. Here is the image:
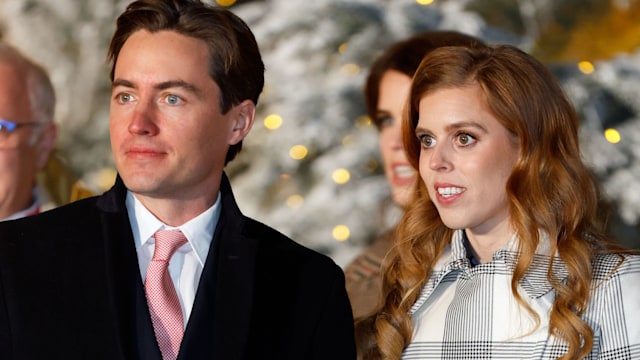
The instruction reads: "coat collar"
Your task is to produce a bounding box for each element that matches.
[98,172,257,359]
[410,229,569,315]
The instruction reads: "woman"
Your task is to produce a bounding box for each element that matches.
[345,31,485,320]
[367,45,640,359]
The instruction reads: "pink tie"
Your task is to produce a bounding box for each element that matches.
[145,229,188,360]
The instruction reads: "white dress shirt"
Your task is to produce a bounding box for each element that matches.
[126,191,221,327]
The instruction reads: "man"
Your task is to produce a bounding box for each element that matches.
[0,42,57,220]
[0,1,356,359]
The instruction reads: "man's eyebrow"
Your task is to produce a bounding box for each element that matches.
[111,78,134,90]
[111,79,201,95]
[155,80,200,94]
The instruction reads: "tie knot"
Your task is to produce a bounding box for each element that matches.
[152,229,187,261]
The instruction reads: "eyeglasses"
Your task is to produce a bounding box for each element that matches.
[0,118,43,149]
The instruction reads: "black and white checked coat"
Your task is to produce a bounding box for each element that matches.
[404,230,640,359]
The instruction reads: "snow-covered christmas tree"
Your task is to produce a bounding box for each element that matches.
[1,0,638,266]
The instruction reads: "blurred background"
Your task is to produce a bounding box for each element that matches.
[1,0,639,266]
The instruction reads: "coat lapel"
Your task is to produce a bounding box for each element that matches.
[98,176,162,360]
[179,174,258,359]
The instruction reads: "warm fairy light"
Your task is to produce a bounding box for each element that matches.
[341,63,360,75]
[289,145,308,160]
[338,43,348,53]
[578,61,595,74]
[280,173,290,180]
[286,194,304,209]
[355,115,372,128]
[416,0,435,5]
[332,168,351,184]
[366,157,379,173]
[264,114,283,130]
[216,0,237,6]
[342,134,354,145]
[332,225,350,241]
[604,128,621,143]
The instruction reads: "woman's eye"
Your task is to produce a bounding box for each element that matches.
[418,134,435,148]
[377,115,394,129]
[456,132,477,146]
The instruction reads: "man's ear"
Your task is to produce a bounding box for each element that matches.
[36,122,57,169]
[228,99,256,145]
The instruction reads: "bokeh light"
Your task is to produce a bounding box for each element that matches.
[264,114,283,130]
[416,0,434,5]
[341,63,360,75]
[286,194,304,209]
[604,128,621,143]
[215,0,236,6]
[578,61,595,74]
[332,225,350,241]
[332,168,351,184]
[289,145,308,160]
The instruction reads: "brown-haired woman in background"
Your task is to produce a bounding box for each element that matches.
[345,31,485,321]
[363,45,640,359]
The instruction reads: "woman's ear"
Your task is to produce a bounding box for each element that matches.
[228,99,256,145]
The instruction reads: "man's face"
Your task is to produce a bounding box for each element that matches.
[110,30,251,211]
[0,63,43,219]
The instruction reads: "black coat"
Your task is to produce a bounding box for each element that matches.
[0,174,356,359]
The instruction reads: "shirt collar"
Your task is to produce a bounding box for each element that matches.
[126,191,221,267]
[449,229,569,298]
[434,230,569,298]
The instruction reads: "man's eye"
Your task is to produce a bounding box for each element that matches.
[166,94,181,105]
[115,93,136,104]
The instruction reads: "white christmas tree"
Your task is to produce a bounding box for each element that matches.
[1,0,638,266]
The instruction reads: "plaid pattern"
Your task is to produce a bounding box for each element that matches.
[404,230,640,359]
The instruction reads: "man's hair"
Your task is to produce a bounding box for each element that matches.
[107,0,265,164]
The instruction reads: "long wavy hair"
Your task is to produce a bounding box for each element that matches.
[370,45,624,360]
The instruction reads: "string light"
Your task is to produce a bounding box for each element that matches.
[355,115,372,128]
[332,225,350,241]
[604,128,621,143]
[416,0,435,5]
[264,114,283,130]
[286,194,304,208]
[332,168,351,184]
[341,63,360,75]
[289,145,308,160]
[578,61,595,74]
[338,43,348,53]
[215,0,237,6]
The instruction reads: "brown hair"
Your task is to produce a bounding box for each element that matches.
[364,31,484,130]
[372,45,625,359]
[107,0,264,164]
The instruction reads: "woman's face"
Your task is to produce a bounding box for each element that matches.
[416,84,519,239]
[376,70,416,209]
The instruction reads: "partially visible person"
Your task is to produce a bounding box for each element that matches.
[345,31,485,320]
[0,41,57,220]
[363,45,640,359]
[0,1,355,359]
